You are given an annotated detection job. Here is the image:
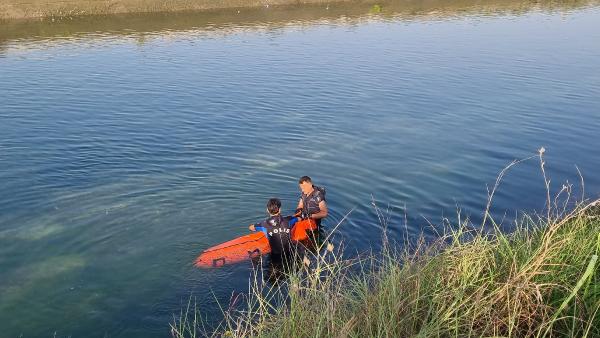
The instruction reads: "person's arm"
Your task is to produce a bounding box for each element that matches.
[311,200,328,220]
[294,198,304,217]
[249,222,268,236]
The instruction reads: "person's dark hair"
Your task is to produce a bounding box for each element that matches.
[298,176,312,184]
[267,198,281,215]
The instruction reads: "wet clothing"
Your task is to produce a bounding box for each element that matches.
[254,215,298,256]
[300,186,326,227]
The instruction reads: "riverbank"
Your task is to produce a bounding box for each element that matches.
[1,0,598,20]
[3,0,598,52]
[178,200,600,337]
[0,0,366,20]
[173,181,600,336]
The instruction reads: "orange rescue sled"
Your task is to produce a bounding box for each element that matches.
[195,219,317,268]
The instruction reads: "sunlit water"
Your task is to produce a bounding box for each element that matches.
[1,1,600,336]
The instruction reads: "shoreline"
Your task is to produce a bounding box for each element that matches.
[2,0,599,21]
[174,198,600,337]
[0,0,367,20]
[2,0,598,45]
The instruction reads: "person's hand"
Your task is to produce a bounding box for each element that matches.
[248,224,256,231]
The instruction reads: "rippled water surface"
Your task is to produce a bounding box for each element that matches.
[1,1,600,336]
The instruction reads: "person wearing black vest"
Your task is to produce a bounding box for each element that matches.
[295,176,328,228]
[249,198,296,257]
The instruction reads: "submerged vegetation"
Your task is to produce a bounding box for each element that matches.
[173,152,600,337]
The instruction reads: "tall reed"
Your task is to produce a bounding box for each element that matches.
[172,151,600,337]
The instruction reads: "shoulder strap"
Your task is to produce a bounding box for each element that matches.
[315,185,326,199]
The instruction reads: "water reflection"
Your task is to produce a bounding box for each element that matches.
[1,0,598,50]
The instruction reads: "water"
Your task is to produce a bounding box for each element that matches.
[1,1,600,336]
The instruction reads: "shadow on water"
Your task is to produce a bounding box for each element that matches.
[1,0,598,49]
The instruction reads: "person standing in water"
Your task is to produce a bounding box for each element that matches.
[249,198,296,258]
[295,176,328,228]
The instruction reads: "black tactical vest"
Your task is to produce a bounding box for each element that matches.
[301,186,326,218]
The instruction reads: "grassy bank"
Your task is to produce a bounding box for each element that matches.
[173,155,600,337]
[2,0,598,21]
[3,0,597,46]
[0,0,365,20]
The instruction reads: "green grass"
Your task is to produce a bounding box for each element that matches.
[172,154,600,337]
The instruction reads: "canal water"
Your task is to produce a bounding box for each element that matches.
[1,0,599,336]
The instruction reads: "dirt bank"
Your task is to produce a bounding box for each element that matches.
[1,0,371,20]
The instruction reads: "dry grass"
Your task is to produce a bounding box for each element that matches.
[172,151,600,337]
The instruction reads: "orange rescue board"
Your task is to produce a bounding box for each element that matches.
[195,232,270,268]
[195,219,317,268]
